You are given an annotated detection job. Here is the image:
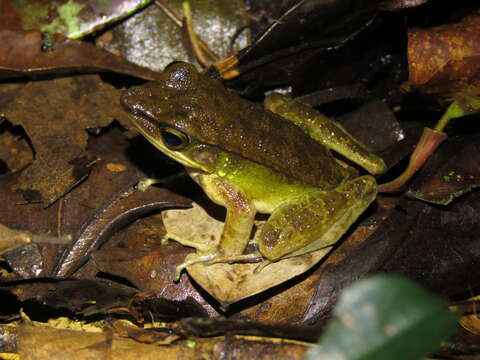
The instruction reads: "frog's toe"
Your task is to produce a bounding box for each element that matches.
[136,177,161,191]
[173,252,264,280]
[253,260,273,273]
[163,232,216,253]
[173,253,218,281]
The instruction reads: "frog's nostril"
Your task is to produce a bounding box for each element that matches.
[121,99,143,116]
[120,93,132,107]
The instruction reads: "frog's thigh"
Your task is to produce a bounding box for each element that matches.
[201,176,256,257]
[258,175,377,260]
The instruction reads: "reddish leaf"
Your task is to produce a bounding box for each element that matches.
[408,10,480,95]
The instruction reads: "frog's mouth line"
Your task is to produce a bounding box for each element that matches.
[127,113,212,174]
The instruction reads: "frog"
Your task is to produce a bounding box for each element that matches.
[121,62,386,280]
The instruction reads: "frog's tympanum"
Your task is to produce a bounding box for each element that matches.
[121,62,386,280]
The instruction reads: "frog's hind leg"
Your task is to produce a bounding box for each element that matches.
[162,233,262,281]
[258,175,378,261]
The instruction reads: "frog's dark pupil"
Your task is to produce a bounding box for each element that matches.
[162,130,184,148]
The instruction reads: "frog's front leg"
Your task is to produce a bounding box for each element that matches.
[202,175,258,256]
[258,175,377,261]
[166,175,262,280]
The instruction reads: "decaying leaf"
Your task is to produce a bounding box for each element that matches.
[408,10,480,95]
[305,183,480,325]
[3,0,151,39]
[0,127,144,242]
[8,279,137,316]
[99,0,248,72]
[162,203,333,305]
[17,323,187,359]
[2,75,119,205]
[92,243,219,319]
[54,185,191,277]
[0,30,163,80]
[382,190,480,297]
[15,324,310,360]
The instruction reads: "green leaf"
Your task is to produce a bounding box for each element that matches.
[306,275,458,360]
[11,0,152,39]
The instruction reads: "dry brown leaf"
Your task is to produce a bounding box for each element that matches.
[16,324,309,360]
[408,10,480,95]
[459,314,480,335]
[162,203,332,304]
[2,75,122,205]
[17,323,192,359]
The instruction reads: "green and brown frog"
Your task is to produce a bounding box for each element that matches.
[121,62,386,280]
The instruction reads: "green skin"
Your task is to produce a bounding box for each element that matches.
[121,62,386,278]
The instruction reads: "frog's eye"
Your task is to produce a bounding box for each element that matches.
[160,127,190,150]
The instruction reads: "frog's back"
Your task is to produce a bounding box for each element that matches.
[128,63,353,188]
[189,91,352,188]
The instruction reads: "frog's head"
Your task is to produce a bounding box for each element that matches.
[121,62,226,173]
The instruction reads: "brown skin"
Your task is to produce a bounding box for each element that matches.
[121,62,352,189]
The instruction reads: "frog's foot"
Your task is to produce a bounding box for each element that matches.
[136,177,161,192]
[173,252,264,281]
[253,260,273,274]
